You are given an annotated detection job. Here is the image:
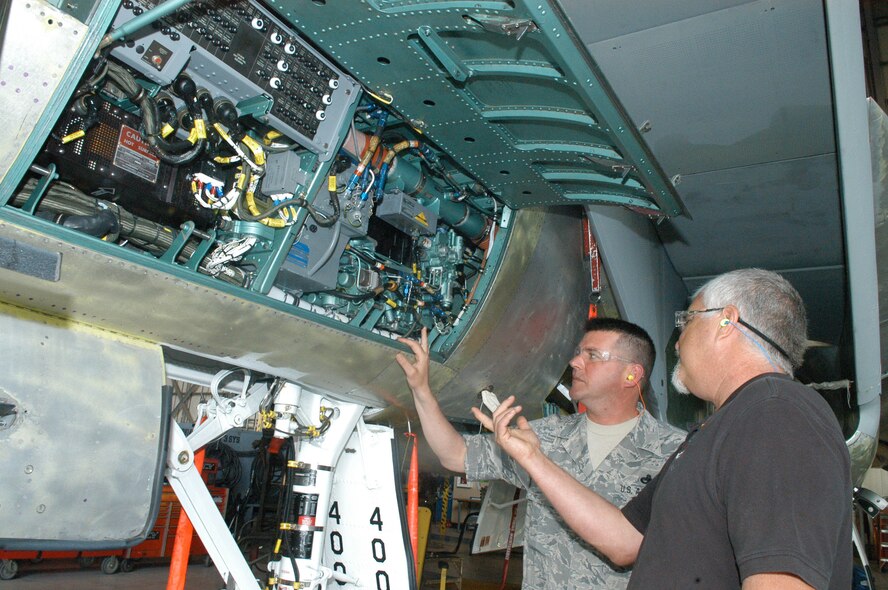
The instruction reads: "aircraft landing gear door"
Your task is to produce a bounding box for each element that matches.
[270,386,415,590]
[0,302,167,549]
[322,421,417,590]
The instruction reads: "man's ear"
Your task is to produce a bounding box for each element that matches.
[717,305,740,338]
[625,364,644,386]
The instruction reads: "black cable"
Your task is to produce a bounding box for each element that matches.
[239,186,340,228]
[15,179,249,286]
[282,439,301,586]
[432,511,479,556]
[105,62,205,164]
[317,289,379,302]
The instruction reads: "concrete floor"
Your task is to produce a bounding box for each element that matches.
[0,530,522,590]
[869,562,888,589]
[7,550,886,589]
[0,557,520,590]
[0,562,223,589]
[421,528,522,590]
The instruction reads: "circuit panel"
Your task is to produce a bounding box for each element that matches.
[111,0,358,159]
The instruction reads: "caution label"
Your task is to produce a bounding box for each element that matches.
[414,211,429,226]
[113,124,160,183]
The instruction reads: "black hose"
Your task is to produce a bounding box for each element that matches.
[283,440,301,585]
[106,62,205,164]
[58,208,120,238]
[432,511,479,556]
[14,179,248,285]
[317,288,380,302]
[237,193,337,228]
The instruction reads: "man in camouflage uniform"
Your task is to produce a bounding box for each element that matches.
[396,318,684,589]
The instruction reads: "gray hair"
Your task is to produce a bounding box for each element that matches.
[695,268,807,373]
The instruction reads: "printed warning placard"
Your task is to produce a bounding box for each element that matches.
[113,124,160,183]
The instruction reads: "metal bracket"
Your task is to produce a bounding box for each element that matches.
[20,164,58,213]
[615,165,634,183]
[581,155,636,182]
[464,15,540,41]
[185,226,217,271]
[237,94,274,119]
[188,382,271,452]
[159,221,195,264]
[417,27,472,82]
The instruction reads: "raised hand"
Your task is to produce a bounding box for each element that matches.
[471,395,541,465]
[394,328,468,471]
[395,327,432,398]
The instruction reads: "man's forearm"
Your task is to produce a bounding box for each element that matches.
[521,449,643,566]
[412,386,467,472]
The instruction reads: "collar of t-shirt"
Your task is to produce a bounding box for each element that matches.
[585,414,640,471]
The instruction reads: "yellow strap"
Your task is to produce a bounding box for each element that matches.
[160,123,175,138]
[213,122,231,142]
[61,129,85,144]
[187,127,199,145]
[242,135,266,165]
[194,119,207,140]
[264,130,283,144]
[328,175,337,192]
[260,217,287,228]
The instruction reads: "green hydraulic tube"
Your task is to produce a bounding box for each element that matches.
[386,156,488,241]
[100,0,196,48]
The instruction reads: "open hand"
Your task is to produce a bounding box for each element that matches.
[471,395,541,465]
[395,328,432,397]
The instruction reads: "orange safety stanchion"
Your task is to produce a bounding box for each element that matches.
[499,488,522,590]
[405,432,419,575]
[166,444,207,590]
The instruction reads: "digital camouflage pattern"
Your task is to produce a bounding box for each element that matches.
[464,410,685,590]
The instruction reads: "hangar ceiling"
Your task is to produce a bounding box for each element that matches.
[561,0,847,345]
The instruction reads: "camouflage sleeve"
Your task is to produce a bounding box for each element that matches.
[463,432,532,489]
[462,415,562,488]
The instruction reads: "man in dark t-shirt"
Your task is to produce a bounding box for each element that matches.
[474,269,852,590]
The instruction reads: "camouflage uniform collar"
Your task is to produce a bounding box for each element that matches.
[628,409,672,456]
[553,411,591,441]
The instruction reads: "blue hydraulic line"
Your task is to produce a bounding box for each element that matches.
[419,145,438,163]
[342,126,489,240]
[375,162,390,201]
[100,0,195,47]
[371,108,388,125]
[359,168,374,202]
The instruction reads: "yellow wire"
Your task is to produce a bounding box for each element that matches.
[366,89,394,105]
